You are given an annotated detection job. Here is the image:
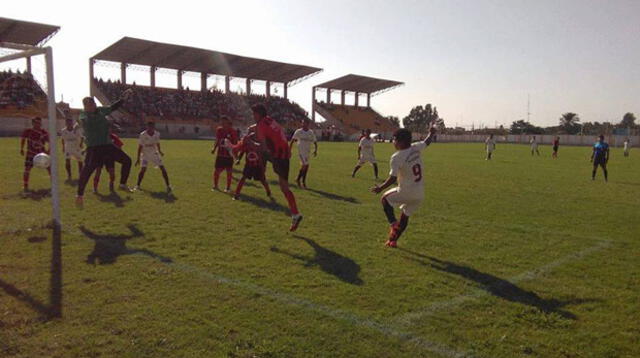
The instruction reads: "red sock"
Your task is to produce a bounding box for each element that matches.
[226,169,232,189]
[284,190,299,215]
[214,169,222,188]
[23,171,30,188]
[235,178,245,196]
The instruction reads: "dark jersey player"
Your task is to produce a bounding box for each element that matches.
[231,127,271,200]
[20,117,50,191]
[591,135,609,181]
[252,104,302,231]
[211,116,238,192]
[552,137,560,159]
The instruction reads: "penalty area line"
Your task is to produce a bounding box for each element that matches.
[392,240,611,327]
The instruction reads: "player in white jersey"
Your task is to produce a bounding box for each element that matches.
[60,118,84,180]
[352,129,379,179]
[290,119,318,188]
[485,134,496,160]
[134,121,171,192]
[530,136,540,156]
[623,138,631,157]
[371,125,437,248]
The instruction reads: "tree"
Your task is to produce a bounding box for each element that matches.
[559,112,581,134]
[402,104,440,133]
[509,120,545,134]
[386,116,400,127]
[619,112,636,128]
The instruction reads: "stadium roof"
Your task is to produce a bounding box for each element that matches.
[93,37,322,84]
[314,74,403,95]
[0,17,60,47]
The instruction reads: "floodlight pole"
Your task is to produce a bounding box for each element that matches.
[45,46,61,230]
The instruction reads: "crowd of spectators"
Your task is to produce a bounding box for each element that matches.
[95,78,310,127]
[0,70,46,109]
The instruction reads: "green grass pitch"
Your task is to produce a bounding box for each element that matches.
[1,138,639,357]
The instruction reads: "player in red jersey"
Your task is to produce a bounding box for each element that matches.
[20,117,50,191]
[251,104,302,231]
[231,127,271,200]
[93,132,123,193]
[211,116,238,192]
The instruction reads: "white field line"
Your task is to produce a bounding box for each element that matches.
[115,250,472,358]
[392,240,611,327]
[170,260,472,357]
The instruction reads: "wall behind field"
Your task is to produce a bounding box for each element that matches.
[435,134,639,148]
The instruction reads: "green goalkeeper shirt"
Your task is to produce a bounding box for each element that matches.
[78,100,122,147]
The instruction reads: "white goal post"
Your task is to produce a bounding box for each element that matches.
[0,42,61,230]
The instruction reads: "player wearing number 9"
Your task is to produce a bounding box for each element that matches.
[370,124,437,248]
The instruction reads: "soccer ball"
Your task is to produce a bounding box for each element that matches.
[33,152,51,169]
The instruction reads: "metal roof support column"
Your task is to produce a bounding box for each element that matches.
[89,58,95,97]
[341,90,345,106]
[326,88,330,103]
[311,86,316,122]
[177,70,183,90]
[283,82,288,99]
[200,72,207,92]
[120,63,127,84]
[225,76,230,93]
[150,66,156,88]
[266,81,271,97]
[26,56,32,74]
[246,78,251,95]
[354,92,359,108]
[366,93,370,107]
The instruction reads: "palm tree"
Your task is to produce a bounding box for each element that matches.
[559,112,580,134]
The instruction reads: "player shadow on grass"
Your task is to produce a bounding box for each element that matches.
[80,224,173,265]
[305,188,359,204]
[270,235,363,285]
[400,249,597,320]
[147,190,177,203]
[237,194,290,215]
[64,179,79,186]
[5,189,51,201]
[94,191,132,208]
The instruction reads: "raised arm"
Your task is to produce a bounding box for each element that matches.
[423,124,437,147]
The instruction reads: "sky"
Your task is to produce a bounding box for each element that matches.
[2,0,639,128]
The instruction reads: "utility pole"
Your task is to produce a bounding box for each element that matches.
[527,94,531,122]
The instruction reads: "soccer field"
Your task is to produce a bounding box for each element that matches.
[1,138,639,358]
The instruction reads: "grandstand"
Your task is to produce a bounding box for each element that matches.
[312,74,403,141]
[90,37,322,137]
[0,17,63,135]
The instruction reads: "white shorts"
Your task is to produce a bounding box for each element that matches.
[65,150,83,161]
[141,152,163,168]
[382,187,424,216]
[299,152,311,166]
[358,155,377,165]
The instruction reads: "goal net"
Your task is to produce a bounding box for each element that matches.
[0,43,61,232]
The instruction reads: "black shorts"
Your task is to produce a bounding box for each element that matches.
[215,156,234,169]
[243,165,265,181]
[85,145,117,170]
[272,158,290,179]
[553,146,559,152]
[593,158,607,167]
